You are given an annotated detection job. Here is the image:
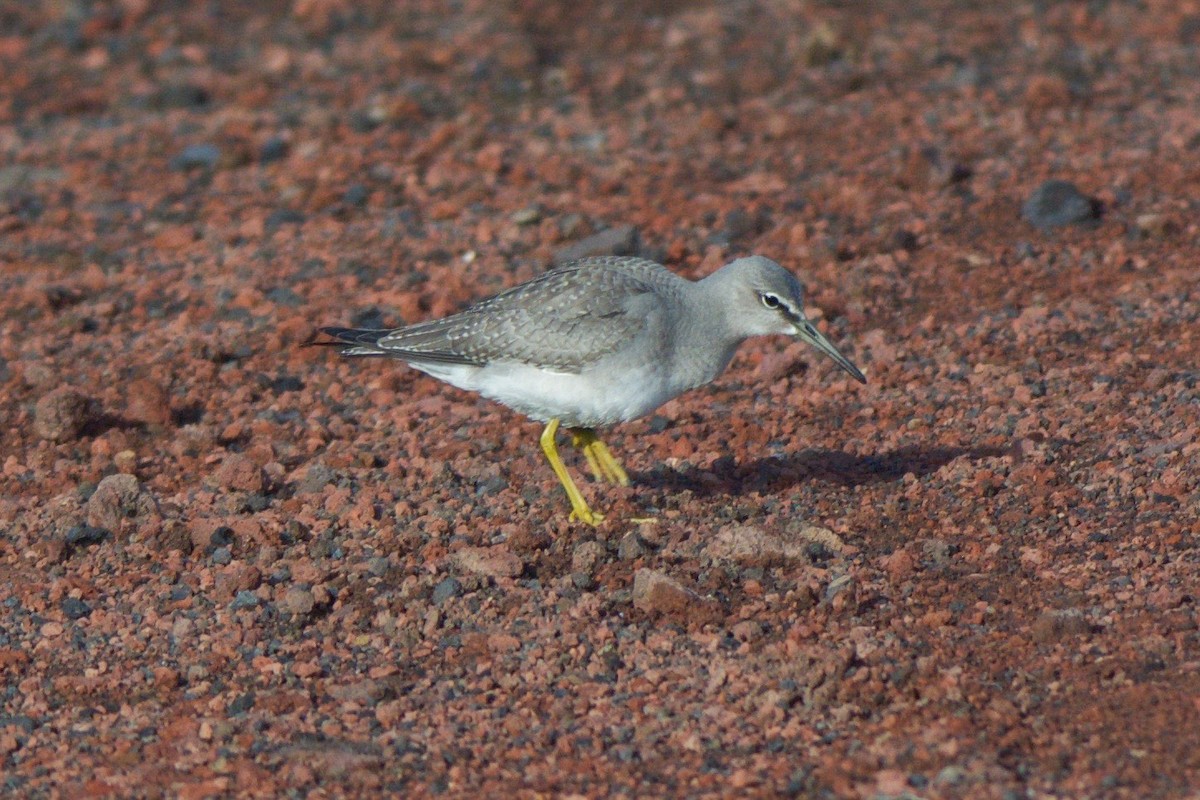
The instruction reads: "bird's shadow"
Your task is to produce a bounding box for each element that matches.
[632,443,1008,498]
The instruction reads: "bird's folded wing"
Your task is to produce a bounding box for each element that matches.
[376,265,658,372]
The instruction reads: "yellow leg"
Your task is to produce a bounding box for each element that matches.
[570,428,631,486]
[540,419,602,525]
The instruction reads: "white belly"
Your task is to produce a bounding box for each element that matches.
[412,360,678,428]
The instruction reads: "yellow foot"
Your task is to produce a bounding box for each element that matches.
[570,428,631,486]
[541,419,605,526]
[570,507,605,526]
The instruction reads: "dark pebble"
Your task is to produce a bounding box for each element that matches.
[269,375,304,394]
[259,136,289,164]
[432,577,463,606]
[61,597,92,619]
[265,209,306,230]
[265,286,302,307]
[295,465,335,495]
[205,526,234,553]
[230,591,259,610]
[228,692,256,715]
[343,184,369,206]
[617,532,648,561]
[210,546,233,565]
[170,143,221,171]
[1022,179,1100,230]
[475,475,508,496]
[64,524,110,548]
[154,84,210,110]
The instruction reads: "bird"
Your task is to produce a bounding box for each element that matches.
[314,254,866,525]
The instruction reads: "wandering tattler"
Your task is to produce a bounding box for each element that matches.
[317,255,866,525]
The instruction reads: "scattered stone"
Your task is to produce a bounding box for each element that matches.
[934,766,967,787]
[431,577,462,606]
[1022,179,1100,230]
[259,136,289,163]
[153,666,181,690]
[228,692,255,715]
[557,213,586,238]
[1031,609,1092,643]
[571,540,606,574]
[153,83,210,109]
[61,597,91,619]
[451,546,523,578]
[189,520,234,553]
[213,563,261,600]
[215,453,264,493]
[553,225,639,265]
[705,524,813,566]
[124,379,172,426]
[63,524,109,553]
[632,569,707,615]
[113,450,137,474]
[265,208,306,229]
[296,463,336,494]
[881,549,916,580]
[85,474,158,532]
[229,591,259,610]
[617,531,648,561]
[34,388,93,442]
[342,183,369,207]
[1135,213,1175,238]
[511,205,542,225]
[280,586,316,616]
[922,538,953,568]
[824,574,854,602]
[329,679,385,705]
[801,21,842,66]
[210,546,233,566]
[1023,74,1071,111]
[731,620,763,642]
[170,143,220,171]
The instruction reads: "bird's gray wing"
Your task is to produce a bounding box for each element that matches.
[375,260,664,372]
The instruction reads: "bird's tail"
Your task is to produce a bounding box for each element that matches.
[307,327,391,356]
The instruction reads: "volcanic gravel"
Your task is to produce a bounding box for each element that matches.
[1,1,1199,798]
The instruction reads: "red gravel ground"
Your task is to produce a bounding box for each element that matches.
[2,1,1199,797]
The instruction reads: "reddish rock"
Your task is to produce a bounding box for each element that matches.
[188,518,232,553]
[570,540,606,574]
[632,569,705,615]
[214,453,264,493]
[880,549,916,581]
[124,379,172,426]
[705,524,808,566]
[451,546,524,578]
[280,586,316,616]
[34,388,93,442]
[85,474,158,532]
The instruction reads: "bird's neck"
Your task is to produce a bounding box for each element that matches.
[671,276,748,389]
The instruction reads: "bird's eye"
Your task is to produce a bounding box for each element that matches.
[760,293,782,310]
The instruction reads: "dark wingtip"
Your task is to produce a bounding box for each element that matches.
[303,327,391,353]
